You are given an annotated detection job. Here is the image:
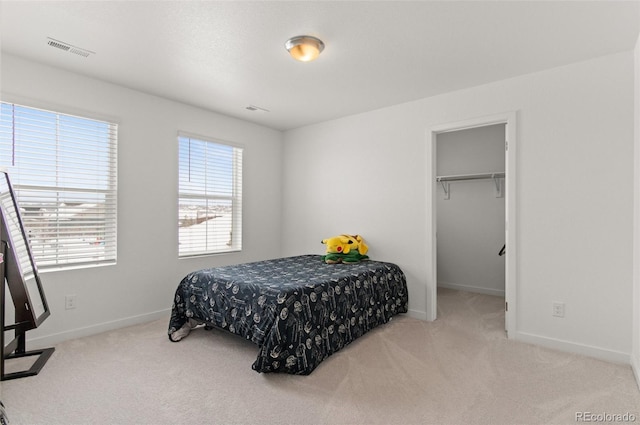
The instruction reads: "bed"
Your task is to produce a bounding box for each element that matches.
[168,254,408,375]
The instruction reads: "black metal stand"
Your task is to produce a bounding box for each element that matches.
[2,349,55,381]
[1,333,55,381]
[1,243,54,381]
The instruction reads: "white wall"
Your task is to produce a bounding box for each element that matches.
[282,51,634,361]
[436,124,505,296]
[0,54,284,347]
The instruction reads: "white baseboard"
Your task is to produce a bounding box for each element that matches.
[632,353,640,391]
[514,331,631,365]
[407,308,428,321]
[438,281,505,297]
[28,308,171,349]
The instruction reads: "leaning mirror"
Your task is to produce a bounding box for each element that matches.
[0,170,50,330]
[0,169,54,380]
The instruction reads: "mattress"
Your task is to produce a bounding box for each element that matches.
[168,254,408,375]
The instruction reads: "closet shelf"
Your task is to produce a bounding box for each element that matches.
[436,172,505,182]
[436,172,505,200]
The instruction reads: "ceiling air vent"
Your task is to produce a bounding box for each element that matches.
[47,37,94,58]
[245,105,270,113]
[47,39,71,52]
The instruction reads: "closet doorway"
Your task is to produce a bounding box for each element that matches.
[436,124,506,299]
[426,113,517,337]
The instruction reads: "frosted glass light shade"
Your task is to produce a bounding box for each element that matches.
[285,35,324,62]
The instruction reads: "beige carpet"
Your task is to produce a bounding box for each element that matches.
[2,288,639,425]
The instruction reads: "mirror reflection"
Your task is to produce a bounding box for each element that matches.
[0,171,48,326]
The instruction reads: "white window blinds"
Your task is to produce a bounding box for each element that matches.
[178,135,242,256]
[0,102,118,270]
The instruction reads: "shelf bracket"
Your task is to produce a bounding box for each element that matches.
[439,181,450,200]
[493,175,503,198]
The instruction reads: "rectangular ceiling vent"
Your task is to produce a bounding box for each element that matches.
[245,105,270,113]
[47,39,71,52]
[47,38,94,58]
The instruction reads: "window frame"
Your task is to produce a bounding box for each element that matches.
[0,100,118,272]
[177,132,243,257]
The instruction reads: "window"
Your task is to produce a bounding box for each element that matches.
[178,135,242,257]
[0,102,118,270]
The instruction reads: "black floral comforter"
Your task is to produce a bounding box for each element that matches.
[168,255,408,375]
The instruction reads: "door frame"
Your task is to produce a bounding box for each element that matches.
[426,111,517,337]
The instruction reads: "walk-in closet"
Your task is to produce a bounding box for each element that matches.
[436,124,506,297]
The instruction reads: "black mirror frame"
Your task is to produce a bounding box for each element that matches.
[0,169,54,380]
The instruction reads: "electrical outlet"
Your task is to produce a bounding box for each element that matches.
[552,302,565,318]
[65,295,77,310]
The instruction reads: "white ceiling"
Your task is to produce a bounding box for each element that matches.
[1,1,639,131]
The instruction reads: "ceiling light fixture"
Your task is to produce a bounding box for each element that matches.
[285,35,324,62]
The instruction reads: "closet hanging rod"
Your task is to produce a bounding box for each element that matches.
[436,172,505,182]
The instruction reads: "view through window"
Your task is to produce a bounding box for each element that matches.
[178,135,243,256]
[0,102,118,270]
